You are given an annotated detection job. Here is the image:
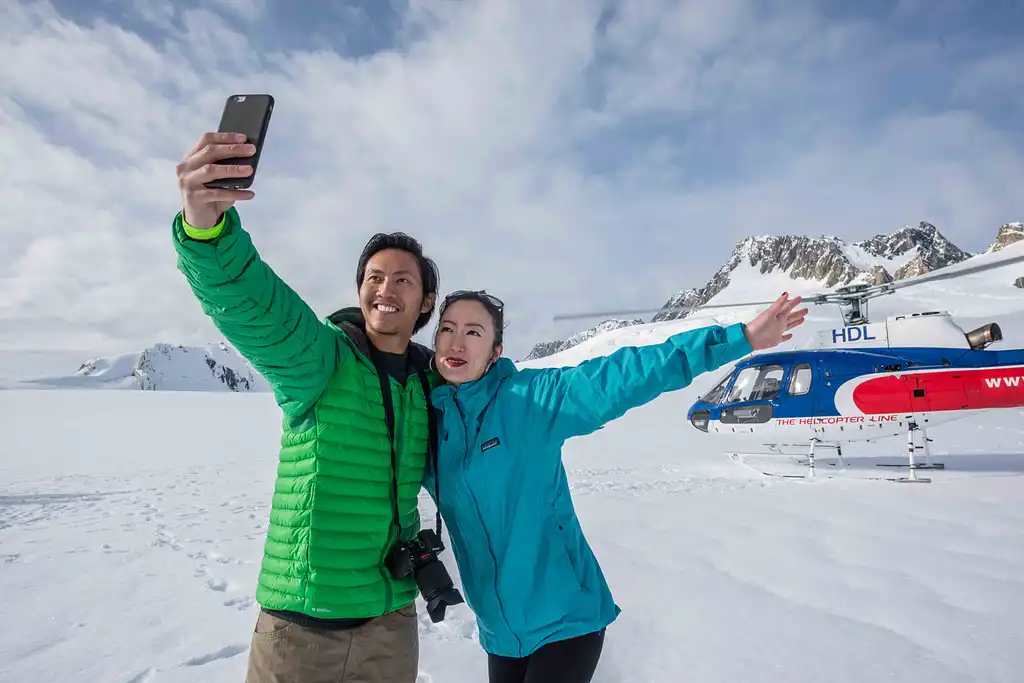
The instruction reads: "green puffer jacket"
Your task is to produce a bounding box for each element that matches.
[172,206,440,618]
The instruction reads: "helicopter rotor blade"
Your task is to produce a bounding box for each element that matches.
[875,248,1024,293]
[805,248,1024,306]
[551,307,675,322]
[551,299,781,322]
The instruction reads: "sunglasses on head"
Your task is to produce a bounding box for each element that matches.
[441,290,504,313]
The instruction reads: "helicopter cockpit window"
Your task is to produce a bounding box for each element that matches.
[724,364,785,403]
[789,363,812,395]
[699,372,731,404]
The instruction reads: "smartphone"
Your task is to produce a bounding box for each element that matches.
[204,93,274,190]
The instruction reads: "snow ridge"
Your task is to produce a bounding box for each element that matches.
[18,343,270,392]
[523,318,644,361]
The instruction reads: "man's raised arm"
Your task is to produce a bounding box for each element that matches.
[172,132,339,418]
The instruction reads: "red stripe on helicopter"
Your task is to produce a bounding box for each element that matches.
[850,365,1024,414]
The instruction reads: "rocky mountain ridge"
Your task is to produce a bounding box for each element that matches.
[651,221,970,323]
[523,318,645,361]
[524,220,1015,361]
[986,222,1024,254]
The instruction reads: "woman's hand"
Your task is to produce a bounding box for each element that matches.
[743,293,808,350]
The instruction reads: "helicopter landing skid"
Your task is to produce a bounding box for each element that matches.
[726,452,932,483]
[872,421,944,474]
[761,439,845,467]
[727,429,939,483]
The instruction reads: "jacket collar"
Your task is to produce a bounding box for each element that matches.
[325,306,434,373]
[431,357,517,414]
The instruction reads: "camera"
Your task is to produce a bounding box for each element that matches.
[386,528,465,623]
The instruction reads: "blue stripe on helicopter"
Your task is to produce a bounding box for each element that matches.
[688,346,1024,420]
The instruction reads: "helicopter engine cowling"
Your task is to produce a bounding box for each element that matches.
[965,323,1002,350]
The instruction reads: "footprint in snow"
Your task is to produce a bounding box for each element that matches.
[418,609,477,641]
[205,577,233,593]
[224,595,255,610]
[124,668,158,683]
[181,643,248,667]
[190,549,236,564]
[151,536,183,551]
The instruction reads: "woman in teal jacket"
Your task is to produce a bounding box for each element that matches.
[424,290,806,683]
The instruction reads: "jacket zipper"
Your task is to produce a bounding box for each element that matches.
[454,392,521,655]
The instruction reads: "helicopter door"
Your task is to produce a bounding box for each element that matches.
[718,364,785,432]
[784,362,816,416]
[909,373,968,416]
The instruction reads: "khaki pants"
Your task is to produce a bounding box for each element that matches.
[244,604,419,683]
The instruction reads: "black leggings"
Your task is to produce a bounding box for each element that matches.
[487,629,605,683]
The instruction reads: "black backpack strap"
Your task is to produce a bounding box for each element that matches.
[368,346,404,542]
[367,345,443,541]
[416,369,442,536]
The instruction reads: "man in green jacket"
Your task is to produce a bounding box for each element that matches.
[173,132,442,682]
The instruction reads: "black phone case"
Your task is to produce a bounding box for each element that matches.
[204,94,274,190]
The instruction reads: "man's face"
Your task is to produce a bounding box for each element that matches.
[359,248,434,343]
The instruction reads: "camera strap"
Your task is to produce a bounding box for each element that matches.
[369,347,443,545]
[415,369,443,537]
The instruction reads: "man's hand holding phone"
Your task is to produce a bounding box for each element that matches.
[176,132,256,230]
[177,94,274,229]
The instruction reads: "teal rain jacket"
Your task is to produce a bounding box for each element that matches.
[424,322,753,657]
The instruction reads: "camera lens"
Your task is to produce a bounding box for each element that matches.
[413,556,464,623]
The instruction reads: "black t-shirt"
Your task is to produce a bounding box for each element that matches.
[374,349,410,385]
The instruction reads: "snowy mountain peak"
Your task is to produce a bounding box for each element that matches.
[857,220,941,258]
[523,318,644,361]
[986,222,1024,254]
[529,221,982,360]
[22,343,271,391]
[734,234,862,286]
[651,222,971,324]
[652,235,850,324]
[856,221,971,279]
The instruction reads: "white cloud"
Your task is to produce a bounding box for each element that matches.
[0,0,1020,360]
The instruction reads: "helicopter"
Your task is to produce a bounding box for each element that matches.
[553,247,1024,483]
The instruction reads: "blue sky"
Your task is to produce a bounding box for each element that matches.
[1,0,1022,360]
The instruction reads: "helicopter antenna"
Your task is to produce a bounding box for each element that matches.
[551,248,1024,323]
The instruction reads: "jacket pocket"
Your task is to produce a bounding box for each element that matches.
[555,519,586,592]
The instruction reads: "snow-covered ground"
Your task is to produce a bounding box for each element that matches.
[3,387,1023,683]
[0,350,87,386]
[3,245,1024,682]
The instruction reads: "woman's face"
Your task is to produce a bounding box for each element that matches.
[434,299,501,386]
